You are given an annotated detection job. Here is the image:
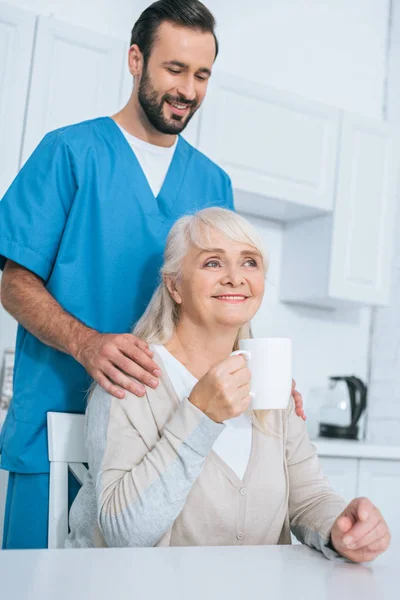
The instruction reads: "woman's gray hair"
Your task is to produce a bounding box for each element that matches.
[133,207,268,345]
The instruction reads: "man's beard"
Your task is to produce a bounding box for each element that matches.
[138,67,198,135]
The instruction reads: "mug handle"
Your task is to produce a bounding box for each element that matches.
[230,350,255,398]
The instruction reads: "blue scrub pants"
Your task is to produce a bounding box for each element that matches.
[2,471,81,549]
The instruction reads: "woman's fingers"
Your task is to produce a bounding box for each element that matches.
[347,533,391,563]
[341,502,380,547]
[346,520,390,551]
[359,533,391,554]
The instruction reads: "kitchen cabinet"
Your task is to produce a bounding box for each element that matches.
[314,440,400,562]
[280,114,397,308]
[318,457,358,503]
[198,72,340,222]
[358,459,400,552]
[21,16,126,165]
[0,2,36,198]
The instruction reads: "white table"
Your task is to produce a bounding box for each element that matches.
[0,544,397,600]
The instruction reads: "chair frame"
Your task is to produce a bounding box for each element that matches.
[47,412,87,549]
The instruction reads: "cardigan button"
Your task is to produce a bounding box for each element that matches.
[236,533,244,541]
[240,487,247,496]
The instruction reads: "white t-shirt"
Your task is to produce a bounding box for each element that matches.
[152,344,252,481]
[117,125,178,197]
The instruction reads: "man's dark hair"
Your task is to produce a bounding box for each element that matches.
[130,0,218,64]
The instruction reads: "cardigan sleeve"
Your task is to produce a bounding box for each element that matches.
[85,385,224,548]
[285,397,349,560]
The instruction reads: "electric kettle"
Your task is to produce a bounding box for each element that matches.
[319,375,367,440]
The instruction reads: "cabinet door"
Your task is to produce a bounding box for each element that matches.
[21,16,126,164]
[198,72,340,221]
[358,459,400,559]
[0,2,35,197]
[329,115,397,306]
[318,457,358,503]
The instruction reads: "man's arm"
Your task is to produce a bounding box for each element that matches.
[1,259,93,357]
[1,260,161,398]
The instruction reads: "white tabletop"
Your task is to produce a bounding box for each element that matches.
[0,544,397,600]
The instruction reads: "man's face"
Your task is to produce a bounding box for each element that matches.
[137,21,216,134]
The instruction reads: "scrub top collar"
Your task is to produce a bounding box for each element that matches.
[105,116,191,217]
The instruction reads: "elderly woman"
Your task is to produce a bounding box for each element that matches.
[66,208,390,562]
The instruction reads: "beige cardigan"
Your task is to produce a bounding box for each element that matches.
[66,349,346,558]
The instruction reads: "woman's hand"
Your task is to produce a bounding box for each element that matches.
[189,354,252,423]
[292,379,306,421]
[330,497,391,563]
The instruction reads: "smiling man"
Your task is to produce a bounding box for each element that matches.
[0,0,232,551]
[0,0,304,550]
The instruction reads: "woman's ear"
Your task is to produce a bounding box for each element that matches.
[164,276,182,305]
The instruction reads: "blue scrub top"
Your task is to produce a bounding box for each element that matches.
[0,117,234,473]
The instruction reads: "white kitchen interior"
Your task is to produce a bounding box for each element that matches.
[0,0,399,565]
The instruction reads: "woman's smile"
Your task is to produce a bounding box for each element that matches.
[212,294,249,303]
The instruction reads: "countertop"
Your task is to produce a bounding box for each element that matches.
[312,438,400,460]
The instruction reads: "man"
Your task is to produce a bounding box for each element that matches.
[0,0,304,549]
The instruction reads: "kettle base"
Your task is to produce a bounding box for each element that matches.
[319,423,359,440]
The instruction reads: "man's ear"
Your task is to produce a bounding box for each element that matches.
[128,44,144,77]
[164,276,182,305]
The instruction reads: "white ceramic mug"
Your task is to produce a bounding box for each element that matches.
[231,338,292,410]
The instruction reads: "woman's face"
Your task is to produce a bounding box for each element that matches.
[169,229,265,330]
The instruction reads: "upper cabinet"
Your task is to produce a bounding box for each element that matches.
[0,2,36,197]
[329,115,397,306]
[194,72,397,308]
[21,17,126,164]
[197,72,341,221]
[280,114,397,308]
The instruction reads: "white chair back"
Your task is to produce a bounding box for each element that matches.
[47,412,87,548]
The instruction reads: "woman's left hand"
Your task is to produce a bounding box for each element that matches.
[292,379,306,421]
[330,497,391,563]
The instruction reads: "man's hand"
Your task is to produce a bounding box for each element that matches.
[75,332,161,399]
[292,379,306,421]
[330,497,391,563]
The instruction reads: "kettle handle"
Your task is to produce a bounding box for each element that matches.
[329,375,368,428]
[347,376,367,426]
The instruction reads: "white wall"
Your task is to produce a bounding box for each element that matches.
[2,0,139,38]
[367,0,400,445]
[209,0,388,118]
[0,0,392,435]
